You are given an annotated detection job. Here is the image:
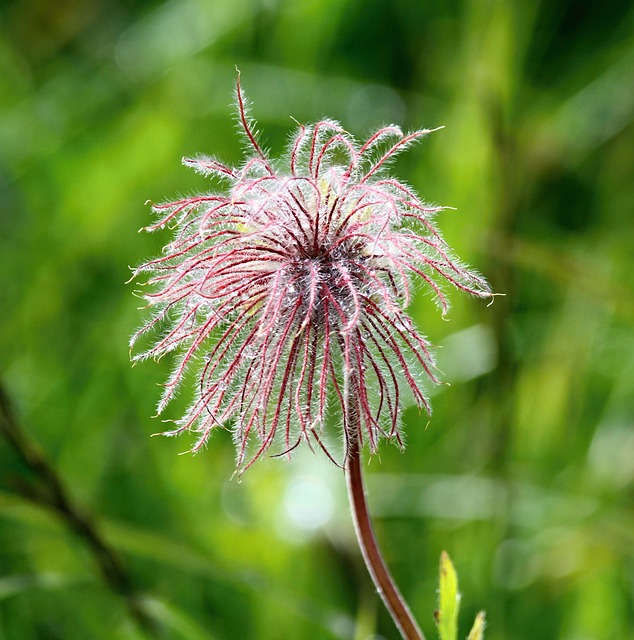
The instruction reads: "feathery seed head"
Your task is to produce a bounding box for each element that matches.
[131,76,491,470]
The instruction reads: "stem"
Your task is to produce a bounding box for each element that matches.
[345,430,426,640]
[0,382,156,635]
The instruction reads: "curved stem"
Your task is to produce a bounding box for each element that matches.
[345,432,425,640]
[0,382,156,635]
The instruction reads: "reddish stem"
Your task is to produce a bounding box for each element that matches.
[346,434,425,640]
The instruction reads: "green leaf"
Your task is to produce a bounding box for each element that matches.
[435,551,460,640]
[467,611,486,640]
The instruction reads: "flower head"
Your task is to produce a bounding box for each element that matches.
[132,76,491,470]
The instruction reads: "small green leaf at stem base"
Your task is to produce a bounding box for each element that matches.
[435,551,460,640]
[467,611,486,640]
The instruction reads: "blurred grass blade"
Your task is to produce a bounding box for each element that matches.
[467,611,486,640]
[141,596,217,640]
[435,551,460,640]
[0,573,80,600]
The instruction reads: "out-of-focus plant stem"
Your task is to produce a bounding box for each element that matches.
[0,382,156,635]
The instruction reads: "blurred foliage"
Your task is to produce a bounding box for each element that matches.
[1,0,634,638]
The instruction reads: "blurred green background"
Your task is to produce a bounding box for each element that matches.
[1,0,633,638]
